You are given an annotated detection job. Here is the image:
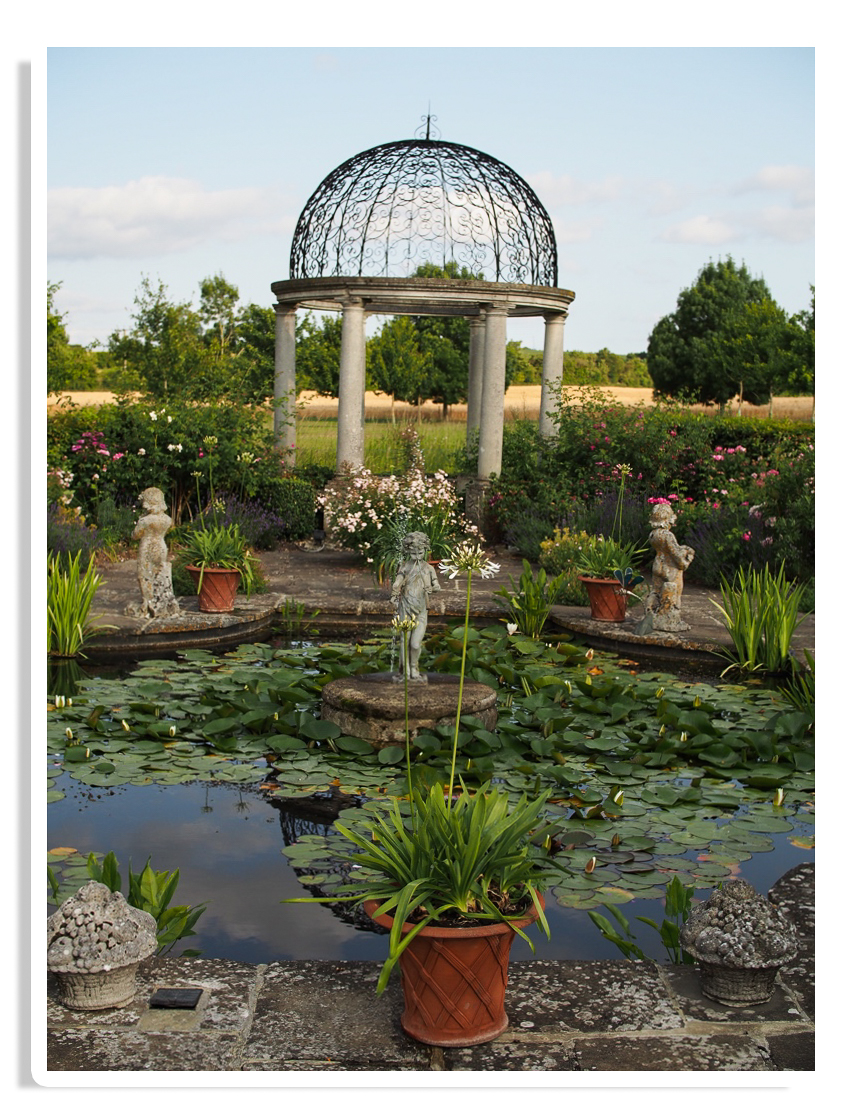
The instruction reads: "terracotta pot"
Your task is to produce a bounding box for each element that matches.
[365,896,543,1047]
[186,566,241,613]
[578,576,628,622]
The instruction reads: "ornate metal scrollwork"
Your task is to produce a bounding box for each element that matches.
[290,137,558,286]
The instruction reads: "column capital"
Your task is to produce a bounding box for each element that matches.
[543,309,568,324]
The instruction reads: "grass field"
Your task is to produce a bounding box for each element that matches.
[47,384,815,477]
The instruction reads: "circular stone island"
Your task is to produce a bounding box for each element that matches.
[320,672,497,745]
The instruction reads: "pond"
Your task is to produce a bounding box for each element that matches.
[46,629,814,965]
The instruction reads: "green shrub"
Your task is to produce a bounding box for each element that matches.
[254,475,317,540]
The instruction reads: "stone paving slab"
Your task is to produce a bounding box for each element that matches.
[85,542,815,665]
[46,954,815,1074]
[241,961,430,1070]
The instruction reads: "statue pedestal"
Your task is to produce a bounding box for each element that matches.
[320,672,497,745]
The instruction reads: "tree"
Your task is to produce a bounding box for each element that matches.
[199,273,240,361]
[47,281,99,392]
[781,286,815,396]
[720,296,789,413]
[108,276,209,399]
[505,341,537,386]
[367,316,431,418]
[410,261,475,417]
[647,257,774,408]
[295,314,343,397]
[232,302,275,404]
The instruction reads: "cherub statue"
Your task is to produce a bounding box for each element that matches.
[390,531,441,682]
[635,502,695,634]
[125,487,181,619]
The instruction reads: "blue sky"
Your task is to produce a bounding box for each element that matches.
[46,46,814,356]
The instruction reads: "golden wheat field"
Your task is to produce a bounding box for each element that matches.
[48,385,815,422]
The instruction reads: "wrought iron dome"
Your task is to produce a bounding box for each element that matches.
[290,136,559,287]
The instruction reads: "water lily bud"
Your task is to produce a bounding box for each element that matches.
[55,695,65,708]
[584,856,597,874]
[655,686,665,698]
[585,649,594,661]
[169,726,176,737]
[65,727,74,740]
[273,712,278,721]
[694,695,702,707]
[773,788,785,806]
[612,789,624,806]
[680,731,688,742]
[121,720,130,731]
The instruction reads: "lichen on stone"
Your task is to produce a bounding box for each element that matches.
[680,879,797,968]
[47,880,158,974]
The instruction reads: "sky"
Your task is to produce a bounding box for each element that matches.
[45,46,814,356]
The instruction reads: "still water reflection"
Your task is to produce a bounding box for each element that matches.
[47,771,811,965]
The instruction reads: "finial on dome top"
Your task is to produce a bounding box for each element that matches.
[415,109,440,141]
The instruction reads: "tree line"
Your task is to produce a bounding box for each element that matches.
[48,256,813,411]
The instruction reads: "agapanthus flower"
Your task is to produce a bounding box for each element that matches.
[438,543,500,580]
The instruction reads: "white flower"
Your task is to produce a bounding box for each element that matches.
[438,542,501,580]
[506,622,518,635]
[149,410,158,421]
[137,448,146,456]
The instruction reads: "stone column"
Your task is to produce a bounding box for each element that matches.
[476,304,508,480]
[466,315,486,436]
[273,303,297,465]
[539,311,567,438]
[336,297,367,472]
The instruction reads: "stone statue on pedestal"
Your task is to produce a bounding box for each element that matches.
[635,502,695,634]
[390,531,441,682]
[125,487,181,619]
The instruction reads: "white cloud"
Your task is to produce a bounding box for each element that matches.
[659,214,739,245]
[554,216,604,244]
[734,164,814,206]
[746,203,814,243]
[48,177,296,260]
[527,171,624,208]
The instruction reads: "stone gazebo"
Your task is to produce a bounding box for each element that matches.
[271,128,574,491]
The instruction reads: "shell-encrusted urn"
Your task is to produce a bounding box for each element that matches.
[47,880,158,1010]
[680,879,798,1006]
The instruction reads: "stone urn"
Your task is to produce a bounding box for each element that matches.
[47,880,158,1010]
[680,879,798,1006]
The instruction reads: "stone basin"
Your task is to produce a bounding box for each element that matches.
[320,672,497,745]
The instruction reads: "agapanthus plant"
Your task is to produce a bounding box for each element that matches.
[284,539,554,993]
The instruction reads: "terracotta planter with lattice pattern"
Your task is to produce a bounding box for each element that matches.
[365,896,542,1047]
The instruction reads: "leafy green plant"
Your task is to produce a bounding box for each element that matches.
[48,851,207,956]
[48,550,111,658]
[712,562,810,675]
[779,649,814,725]
[588,875,695,964]
[493,559,569,639]
[284,542,555,993]
[174,522,259,594]
[328,782,554,993]
[281,597,320,638]
[573,535,645,579]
